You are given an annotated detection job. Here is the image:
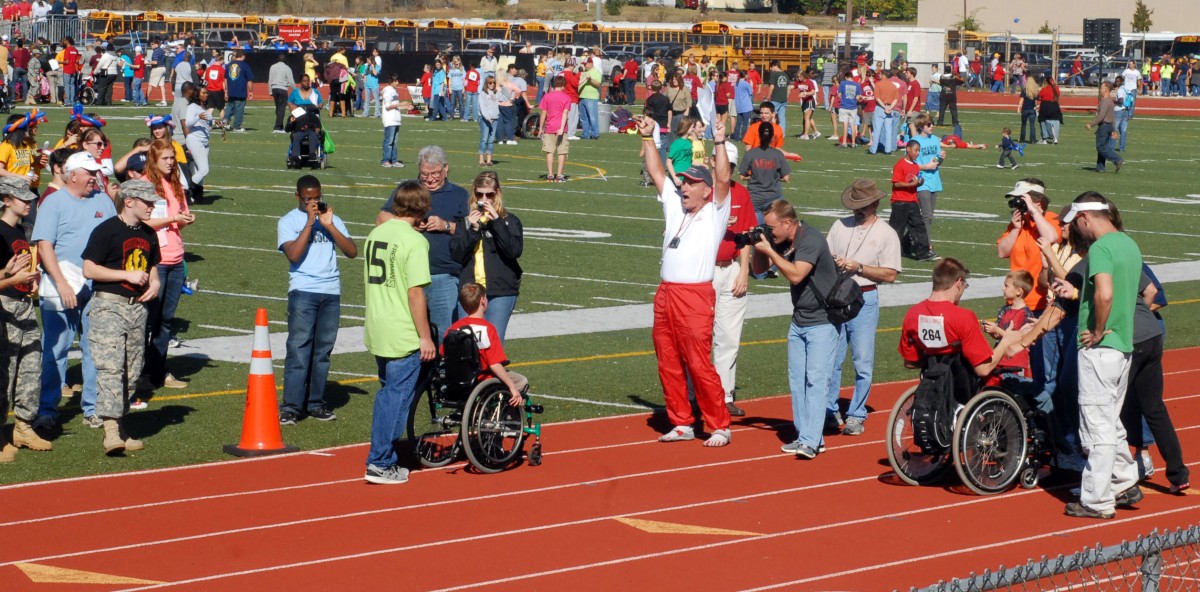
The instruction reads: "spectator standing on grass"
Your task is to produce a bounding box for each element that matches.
[182,84,211,203]
[148,39,168,106]
[1061,193,1144,520]
[538,75,570,183]
[276,174,358,426]
[379,74,404,169]
[375,146,469,337]
[752,198,837,459]
[1017,76,1040,144]
[738,122,789,222]
[836,70,862,149]
[824,179,901,436]
[82,179,161,456]
[766,61,789,134]
[268,53,295,134]
[642,116,733,447]
[937,66,963,128]
[889,140,936,262]
[1085,82,1124,174]
[732,71,754,142]
[31,152,113,433]
[476,75,499,168]
[912,115,945,245]
[138,138,194,394]
[224,50,252,133]
[1114,81,1134,153]
[362,182,436,485]
[0,176,51,461]
[869,68,899,155]
[463,62,480,123]
[1037,75,1063,145]
[450,172,523,342]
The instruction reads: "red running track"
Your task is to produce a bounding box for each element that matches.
[3,347,1200,591]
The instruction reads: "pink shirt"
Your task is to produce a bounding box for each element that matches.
[155,183,188,265]
[540,89,572,135]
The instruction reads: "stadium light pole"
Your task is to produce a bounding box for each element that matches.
[842,0,854,63]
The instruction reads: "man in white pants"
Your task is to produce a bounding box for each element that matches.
[710,142,756,416]
[1061,193,1143,519]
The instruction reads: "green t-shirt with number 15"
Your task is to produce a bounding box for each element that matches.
[363,219,432,358]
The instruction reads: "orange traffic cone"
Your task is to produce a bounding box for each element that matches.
[224,308,298,457]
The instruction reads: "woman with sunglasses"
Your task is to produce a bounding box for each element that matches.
[477,76,500,167]
[451,172,523,342]
[79,128,113,194]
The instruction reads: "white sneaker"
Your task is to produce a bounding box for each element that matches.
[657,426,695,442]
[567,136,581,141]
[157,101,168,106]
[812,131,822,139]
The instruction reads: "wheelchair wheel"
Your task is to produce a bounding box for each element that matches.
[886,385,953,486]
[406,381,461,468]
[522,112,542,140]
[952,389,1028,495]
[461,379,526,474]
[79,87,95,106]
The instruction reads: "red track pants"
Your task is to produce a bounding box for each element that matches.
[653,281,731,431]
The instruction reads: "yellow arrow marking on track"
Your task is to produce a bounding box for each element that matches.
[15,563,163,584]
[614,517,762,536]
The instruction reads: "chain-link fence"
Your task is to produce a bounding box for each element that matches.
[900,525,1200,592]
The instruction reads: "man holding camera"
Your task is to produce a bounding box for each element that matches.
[824,179,902,436]
[641,116,734,447]
[277,174,357,425]
[752,199,838,459]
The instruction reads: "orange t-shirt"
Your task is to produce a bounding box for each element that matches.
[742,121,784,149]
[996,210,1061,310]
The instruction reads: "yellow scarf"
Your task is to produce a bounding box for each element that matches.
[473,215,491,287]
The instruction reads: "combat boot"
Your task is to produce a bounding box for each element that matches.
[102,419,125,455]
[120,422,144,452]
[13,419,52,451]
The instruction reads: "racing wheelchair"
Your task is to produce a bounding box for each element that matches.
[405,325,544,474]
[885,353,1053,495]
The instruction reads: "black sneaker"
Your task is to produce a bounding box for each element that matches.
[279,410,300,426]
[1064,502,1115,520]
[307,407,337,422]
[1115,485,1144,508]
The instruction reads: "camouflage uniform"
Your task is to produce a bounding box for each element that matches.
[0,295,41,423]
[89,293,149,420]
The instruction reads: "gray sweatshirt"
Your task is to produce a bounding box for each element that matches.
[269,61,295,92]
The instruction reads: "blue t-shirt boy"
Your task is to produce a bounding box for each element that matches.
[838,79,862,110]
[277,209,351,295]
[914,133,943,192]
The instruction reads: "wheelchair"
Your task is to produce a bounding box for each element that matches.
[885,354,1054,496]
[285,105,328,170]
[405,325,544,474]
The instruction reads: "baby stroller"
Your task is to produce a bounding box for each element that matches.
[0,79,13,114]
[285,105,327,169]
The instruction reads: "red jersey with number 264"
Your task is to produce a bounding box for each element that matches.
[899,299,993,368]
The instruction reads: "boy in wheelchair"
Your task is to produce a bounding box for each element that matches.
[441,282,528,406]
[286,105,323,167]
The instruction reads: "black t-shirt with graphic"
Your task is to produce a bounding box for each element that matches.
[0,219,33,299]
[82,217,161,298]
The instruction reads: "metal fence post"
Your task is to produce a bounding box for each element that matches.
[1140,549,1161,592]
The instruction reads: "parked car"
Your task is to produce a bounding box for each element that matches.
[192,28,261,49]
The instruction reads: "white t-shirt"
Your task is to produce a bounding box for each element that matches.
[381,84,402,127]
[826,216,903,288]
[1121,68,1140,92]
[957,55,969,74]
[658,184,730,284]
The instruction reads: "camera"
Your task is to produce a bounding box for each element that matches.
[476,201,486,210]
[1007,197,1028,213]
[733,223,772,249]
[317,201,328,214]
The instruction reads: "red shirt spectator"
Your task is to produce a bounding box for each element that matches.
[2,3,16,21]
[860,80,876,113]
[905,77,921,112]
[563,69,580,103]
[891,156,920,203]
[464,67,480,93]
[993,63,1006,82]
[133,53,145,78]
[623,58,638,83]
[12,45,29,70]
[204,62,226,92]
[684,72,701,101]
[420,71,432,99]
[16,0,30,17]
[716,181,756,263]
[970,58,983,76]
[62,44,80,75]
[715,80,733,106]
[745,67,761,95]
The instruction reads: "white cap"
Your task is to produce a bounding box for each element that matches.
[135,45,143,53]
[1004,180,1045,197]
[1062,201,1110,223]
[64,152,102,174]
[713,140,738,164]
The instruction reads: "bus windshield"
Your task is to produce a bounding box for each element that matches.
[1171,36,1200,58]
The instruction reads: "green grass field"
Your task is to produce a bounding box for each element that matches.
[4,103,1199,484]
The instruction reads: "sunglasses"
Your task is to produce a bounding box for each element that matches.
[474,190,496,199]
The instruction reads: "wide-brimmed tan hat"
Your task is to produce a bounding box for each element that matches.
[841,178,886,210]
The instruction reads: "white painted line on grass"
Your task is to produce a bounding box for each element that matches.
[592,296,643,304]
[196,324,254,334]
[524,272,658,287]
[529,301,584,309]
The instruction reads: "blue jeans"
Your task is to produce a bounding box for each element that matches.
[826,289,879,421]
[486,295,517,343]
[366,352,422,469]
[1068,74,1084,87]
[282,290,340,414]
[498,105,514,142]
[451,89,464,117]
[64,73,77,105]
[429,95,446,120]
[1020,108,1038,143]
[990,80,1003,93]
[869,109,897,154]
[38,285,96,419]
[1051,316,1082,456]
[463,91,477,122]
[1114,109,1131,151]
[822,84,832,110]
[144,262,185,384]
[425,274,460,338]
[381,125,399,164]
[362,86,379,117]
[1095,123,1122,171]
[478,117,496,155]
[734,110,751,141]
[132,77,144,104]
[787,322,838,449]
[226,99,246,129]
[535,77,545,103]
[579,98,599,139]
[771,101,787,134]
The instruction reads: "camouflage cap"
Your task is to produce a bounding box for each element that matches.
[0,175,36,202]
[119,179,159,203]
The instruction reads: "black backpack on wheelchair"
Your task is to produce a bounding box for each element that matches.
[911,353,976,454]
[440,326,482,401]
